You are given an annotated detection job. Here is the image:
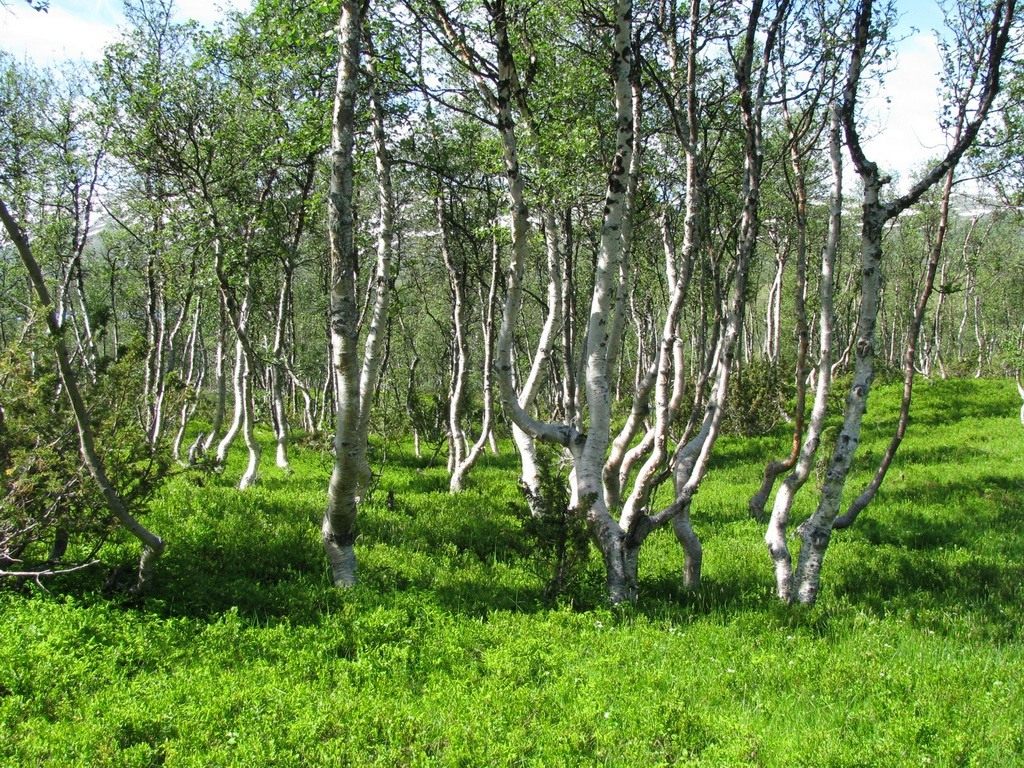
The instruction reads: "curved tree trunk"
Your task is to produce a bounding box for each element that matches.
[0,198,165,591]
[749,117,814,521]
[833,167,966,530]
[201,293,229,455]
[172,298,205,464]
[763,106,842,601]
[216,338,246,464]
[450,228,500,492]
[792,0,1013,605]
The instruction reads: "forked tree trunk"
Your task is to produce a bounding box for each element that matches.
[439,196,469,476]
[609,0,787,596]
[749,107,816,521]
[450,227,500,492]
[216,338,246,464]
[792,0,1013,605]
[237,352,262,490]
[764,106,842,601]
[172,298,205,463]
[510,210,564,504]
[201,294,229,455]
[834,166,966,529]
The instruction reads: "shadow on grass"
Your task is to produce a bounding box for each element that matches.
[55,390,1021,644]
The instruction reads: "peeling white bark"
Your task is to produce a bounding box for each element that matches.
[323,5,393,587]
[215,338,245,465]
[172,298,205,464]
[793,0,1014,605]
[201,295,228,455]
[450,227,500,492]
[323,0,363,587]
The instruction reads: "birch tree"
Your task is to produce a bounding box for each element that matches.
[420,0,800,602]
[322,2,395,586]
[790,0,1017,605]
[0,199,165,590]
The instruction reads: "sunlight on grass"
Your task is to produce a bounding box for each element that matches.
[2,379,1023,766]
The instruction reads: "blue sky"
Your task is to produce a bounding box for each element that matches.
[0,0,958,189]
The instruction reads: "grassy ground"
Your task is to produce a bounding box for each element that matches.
[2,378,1023,766]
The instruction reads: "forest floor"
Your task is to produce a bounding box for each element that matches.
[2,378,1023,767]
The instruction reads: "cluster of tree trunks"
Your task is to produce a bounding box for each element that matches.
[1,0,1020,601]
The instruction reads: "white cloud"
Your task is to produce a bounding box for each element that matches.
[0,0,254,66]
[0,2,122,65]
[860,32,948,189]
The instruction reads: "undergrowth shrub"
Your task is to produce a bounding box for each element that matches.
[722,359,790,436]
[516,446,590,602]
[0,329,168,583]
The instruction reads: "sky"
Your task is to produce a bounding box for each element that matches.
[859,0,949,188]
[0,0,955,191]
[0,0,253,62]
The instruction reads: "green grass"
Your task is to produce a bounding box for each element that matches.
[2,378,1023,766]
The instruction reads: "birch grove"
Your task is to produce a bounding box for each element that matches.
[2,0,1022,599]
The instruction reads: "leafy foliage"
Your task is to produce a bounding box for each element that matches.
[0,380,1023,765]
[0,326,168,579]
[515,445,591,603]
[722,359,790,437]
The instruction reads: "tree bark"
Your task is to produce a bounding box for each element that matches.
[834,170,966,529]
[323,0,363,586]
[450,222,500,492]
[172,297,205,463]
[764,105,842,601]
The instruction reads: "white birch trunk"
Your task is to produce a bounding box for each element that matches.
[627,0,784,593]
[172,298,204,464]
[323,0,363,588]
[764,106,842,601]
[356,47,394,461]
[450,226,500,492]
[510,210,565,501]
[323,4,393,587]
[201,294,228,455]
[440,196,469,477]
[270,277,291,470]
[575,0,636,603]
[238,357,261,490]
[216,338,245,464]
[793,0,1014,605]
